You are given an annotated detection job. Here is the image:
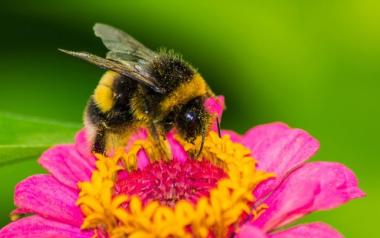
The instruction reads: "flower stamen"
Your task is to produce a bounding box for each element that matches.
[252,203,269,221]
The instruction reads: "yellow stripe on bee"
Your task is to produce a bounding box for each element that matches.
[94,71,119,113]
[159,74,208,113]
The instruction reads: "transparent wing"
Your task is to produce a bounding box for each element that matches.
[59,49,165,93]
[93,23,156,60]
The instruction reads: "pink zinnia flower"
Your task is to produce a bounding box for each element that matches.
[0,97,364,238]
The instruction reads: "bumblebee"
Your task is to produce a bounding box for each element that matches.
[60,23,218,156]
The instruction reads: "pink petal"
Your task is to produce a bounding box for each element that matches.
[0,215,92,238]
[11,208,33,217]
[74,130,96,167]
[204,96,225,131]
[125,128,151,169]
[126,128,149,148]
[269,223,343,238]
[242,122,320,199]
[222,129,242,143]
[39,144,94,190]
[237,224,268,238]
[136,149,150,169]
[204,96,225,117]
[167,132,189,162]
[14,175,84,227]
[253,162,365,231]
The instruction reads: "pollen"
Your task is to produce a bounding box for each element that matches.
[77,132,274,238]
[93,71,119,113]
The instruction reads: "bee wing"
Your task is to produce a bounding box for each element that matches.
[59,49,165,93]
[93,23,156,60]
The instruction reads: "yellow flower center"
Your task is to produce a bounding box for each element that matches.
[77,132,273,238]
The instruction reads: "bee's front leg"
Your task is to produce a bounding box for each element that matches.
[148,122,171,160]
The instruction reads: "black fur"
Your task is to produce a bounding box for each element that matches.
[142,52,196,117]
[150,51,195,93]
[107,76,137,127]
[87,76,137,129]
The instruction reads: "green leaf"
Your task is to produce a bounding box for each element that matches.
[0,112,81,167]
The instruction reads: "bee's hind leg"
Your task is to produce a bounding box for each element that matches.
[93,127,106,155]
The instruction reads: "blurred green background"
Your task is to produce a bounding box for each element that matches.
[0,0,378,237]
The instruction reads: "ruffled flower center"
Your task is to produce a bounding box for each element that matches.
[115,160,226,207]
[77,132,273,238]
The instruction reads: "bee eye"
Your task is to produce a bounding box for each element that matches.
[185,111,196,122]
[176,97,207,142]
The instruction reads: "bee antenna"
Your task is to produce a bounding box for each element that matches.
[196,128,206,158]
[216,117,222,138]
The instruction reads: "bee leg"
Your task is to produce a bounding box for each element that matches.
[196,128,206,158]
[149,123,171,160]
[93,127,106,154]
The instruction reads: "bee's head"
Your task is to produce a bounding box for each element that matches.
[175,97,210,143]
